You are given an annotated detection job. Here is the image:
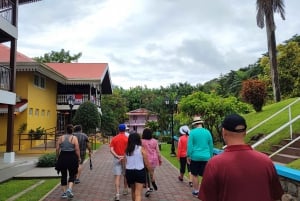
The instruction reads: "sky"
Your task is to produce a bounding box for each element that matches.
[16,0,300,89]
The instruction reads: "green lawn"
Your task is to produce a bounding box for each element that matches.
[0,178,59,201]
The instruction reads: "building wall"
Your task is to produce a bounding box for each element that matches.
[25,72,57,133]
[0,72,58,149]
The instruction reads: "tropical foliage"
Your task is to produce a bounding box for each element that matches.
[241,79,267,112]
[33,49,82,63]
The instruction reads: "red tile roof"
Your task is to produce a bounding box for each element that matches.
[0,44,35,62]
[127,108,156,115]
[46,63,108,80]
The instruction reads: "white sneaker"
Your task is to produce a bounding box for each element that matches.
[114,193,120,201]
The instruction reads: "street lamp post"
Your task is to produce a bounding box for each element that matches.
[68,95,75,124]
[165,97,178,157]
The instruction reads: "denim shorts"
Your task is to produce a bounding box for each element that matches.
[113,157,125,175]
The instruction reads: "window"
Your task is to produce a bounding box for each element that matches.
[34,74,46,89]
[47,110,50,117]
[41,110,45,116]
[35,109,39,116]
[29,108,33,116]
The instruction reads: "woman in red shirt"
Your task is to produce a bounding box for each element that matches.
[177,125,193,187]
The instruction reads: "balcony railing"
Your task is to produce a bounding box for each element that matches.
[57,94,101,107]
[0,0,14,23]
[0,65,10,90]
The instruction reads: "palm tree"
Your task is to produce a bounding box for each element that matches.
[256,0,285,102]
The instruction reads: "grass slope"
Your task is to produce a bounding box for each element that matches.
[243,97,300,152]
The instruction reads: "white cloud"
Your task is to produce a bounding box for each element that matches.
[17,0,300,89]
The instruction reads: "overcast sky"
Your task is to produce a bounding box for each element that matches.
[17,0,300,89]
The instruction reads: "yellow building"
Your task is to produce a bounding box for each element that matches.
[0,44,112,152]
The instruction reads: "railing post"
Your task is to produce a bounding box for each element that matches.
[289,106,293,139]
[44,132,47,151]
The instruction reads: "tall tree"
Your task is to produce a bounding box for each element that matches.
[33,49,82,63]
[256,0,285,102]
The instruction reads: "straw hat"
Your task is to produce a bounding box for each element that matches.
[192,116,204,125]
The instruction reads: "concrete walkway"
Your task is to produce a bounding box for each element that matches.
[41,144,199,201]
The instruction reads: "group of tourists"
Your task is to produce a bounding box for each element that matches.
[55,113,285,201]
[110,124,162,201]
[177,114,284,201]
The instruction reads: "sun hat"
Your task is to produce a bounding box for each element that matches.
[118,124,126,131]
[192,116,204,125]
[222,114,247,133]
[179,125,190,135]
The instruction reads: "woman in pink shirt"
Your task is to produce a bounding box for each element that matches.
[177,125,193,187]
[141,128,162,196]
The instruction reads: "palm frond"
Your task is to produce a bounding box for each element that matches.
[273,0,286,20]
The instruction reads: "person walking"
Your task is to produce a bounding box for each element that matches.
[187,116,213,197]
[125,132,151,201]
[110,124,129,201]
[198,114,284,201]
[141,127,162,196]
[177,125,193,187]
[55,124,81,199]
[73,125,92,184]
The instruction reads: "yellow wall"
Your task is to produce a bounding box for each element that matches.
[26,72,57,137]
[0,72,58,149]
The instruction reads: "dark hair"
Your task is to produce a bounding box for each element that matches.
[126,132,141,156]
[74,125,82,132]
[66,124,73,134]
[142,128,153,140]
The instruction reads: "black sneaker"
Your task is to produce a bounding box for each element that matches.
[61,192,67,199]
[152,181,158,190]
[145,190,151,197]
[192,190,199,197]
[74,179,80,184]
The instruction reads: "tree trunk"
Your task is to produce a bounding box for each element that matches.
[266,13,281,102]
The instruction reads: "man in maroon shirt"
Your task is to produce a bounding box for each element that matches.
[198,114,284,201]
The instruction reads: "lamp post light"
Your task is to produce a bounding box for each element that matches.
[67,95,75,124]
[165,97,178,157]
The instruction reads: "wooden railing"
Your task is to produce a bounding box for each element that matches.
[18,128,98,151]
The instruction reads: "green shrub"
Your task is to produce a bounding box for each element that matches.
[29,126,46,140]
[37,152,56,167]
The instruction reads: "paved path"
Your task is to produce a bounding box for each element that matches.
[42,144,199,201]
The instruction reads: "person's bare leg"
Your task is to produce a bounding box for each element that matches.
[192,174,199,192]
[76,164,83,179]
[115,175,121,195]
[134,183,144,201]
[130,184,136,201]
[68,182,74,190]
[61,185,67,193]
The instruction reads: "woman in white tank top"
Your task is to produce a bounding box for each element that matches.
[125,133,150,201]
